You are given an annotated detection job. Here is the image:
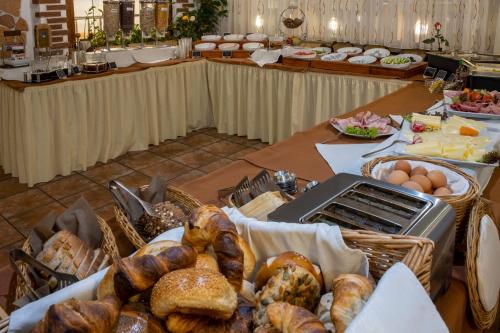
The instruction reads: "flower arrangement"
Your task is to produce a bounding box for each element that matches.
[171,14,197,39]
[423,22,449,51]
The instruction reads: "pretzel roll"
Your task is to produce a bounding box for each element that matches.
[255,251,324,290]
[151,268,237,320]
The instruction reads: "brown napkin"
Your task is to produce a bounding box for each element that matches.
[29,197,102,255]
[110,175,167,224]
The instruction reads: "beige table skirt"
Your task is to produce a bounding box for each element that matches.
[0,60,213,186]
[207,61,410,144]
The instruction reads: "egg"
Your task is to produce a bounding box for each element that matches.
[394,160,411,175]
[401,181,424,192]
[427,170,447,189]
[410,166,428,177]
[410,175,432,193]
[434,187,453,196]
[387,170,410,185]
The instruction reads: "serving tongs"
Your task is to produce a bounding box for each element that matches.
[108,180,160,218]
[232,170,288,207]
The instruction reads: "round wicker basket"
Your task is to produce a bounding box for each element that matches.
[362,155,480,247]
[14,215,120,303]
[466,198,498,330]
[114,186,202,249]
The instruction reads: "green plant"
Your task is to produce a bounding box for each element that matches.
[193,0,228,37]
[171,14,197,39]
[423,22,449,51]
[84,1,106,47]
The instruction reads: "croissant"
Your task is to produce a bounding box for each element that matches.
[182,205,244,291]
[266,302,328,333]
[330,274,374,333]
[113,245,197,300]
[31,296,121,333]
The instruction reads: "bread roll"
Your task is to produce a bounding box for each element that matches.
[238,236,256,280]
[115,303,165,333]
[266,302,328,333]
[165,295,254,333]
[330,274,374,333]
[135,240,182,257]
[240,280,256,303]
[195,253,219,272]
[255,252,324,290]
[151,267,238,320]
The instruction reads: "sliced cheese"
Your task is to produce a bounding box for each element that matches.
[412,113,442,131]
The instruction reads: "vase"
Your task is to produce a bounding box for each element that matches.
[178,37,193,59]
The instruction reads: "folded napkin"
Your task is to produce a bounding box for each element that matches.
[250,49,282,67]
[346,262,449,333]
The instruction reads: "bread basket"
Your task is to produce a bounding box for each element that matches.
[114,186,202,249]
[466,198,499,330]
[362,155,480,247]
[14,215,120,304]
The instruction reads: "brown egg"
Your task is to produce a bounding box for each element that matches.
[410,175,432,193]
[427,170,447,189]
[387,170,410,185]
[401,181,424,193]
[394,160,412,175]
[434,187,453,196]
[411,166,428,177]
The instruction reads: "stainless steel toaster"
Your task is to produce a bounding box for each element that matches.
[268,173,456,299]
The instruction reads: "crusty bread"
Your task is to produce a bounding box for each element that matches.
[195,253,219,272]
[255,251,324,290]
[115,303,166,333]
[267,302,328,333]
[135,240,182,257]
[237,236,256,280]
[151,268,237,320]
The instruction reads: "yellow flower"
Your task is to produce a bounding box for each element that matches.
[182,15,189,22]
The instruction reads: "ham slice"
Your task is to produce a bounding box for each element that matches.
[331,111,391,133]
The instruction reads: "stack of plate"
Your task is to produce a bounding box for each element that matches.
[195,43,217,51]
[243,42,265,51]
[201,35,221,42]
[247,33,268,42]
[224,34,245,42]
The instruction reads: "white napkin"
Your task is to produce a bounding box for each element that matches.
[477,215,500,311]
[104,49,137,68]
[250,49,282,67]
[131,47,176,64]
[346,262,449,333]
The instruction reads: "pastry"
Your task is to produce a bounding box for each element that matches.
[115,303,165,333]
[238,236,256,280]
[255,252,324,290]
[240,280,256,303]
[267,302,328,333]
[31,296,121,333]
[254,265,321,327]
[135,240,182,257]
[330,274,374,333]
[195,253,220,272]
[151,267,238,320]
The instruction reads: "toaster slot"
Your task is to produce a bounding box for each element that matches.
[343,190,418,220]
[354,184,428,210]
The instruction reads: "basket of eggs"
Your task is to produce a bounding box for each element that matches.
[362,155,480,247]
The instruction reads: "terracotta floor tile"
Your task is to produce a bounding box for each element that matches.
[149,142,194,158]
[8,201,66,237]
[115,172,152,189]
[199,158,234,173]
[95,204,135,256]
[202,141,247,157]
[0,189,54,219]
[173,150,220,168]
[226,135,256,145]
[0,178,29,199]
[168,170,206,187]
[59,185,114,210]
[0,264,16,313]
[245,138,266,147]
[0,217,24,247]
[253,142,271,149]
[118,151,165,170]
[139,160,191,180]
[38,174,96,200]
[179,133,220,147]
[82,162,133,184]
[228,147,259,160]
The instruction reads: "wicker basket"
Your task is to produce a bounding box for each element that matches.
[362,155,480,246]
[114,186,203,249]
[466,198,498,330]
[14,215,120,303]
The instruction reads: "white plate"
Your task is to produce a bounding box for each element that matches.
[399,53,423,64]
[242,42,264,51]
[246,33,268,42]
[201,35,221,42]
[337,47,363,55]
[224,34,245,42]
[380,56,411,69]
[364,48,390,59]
[332,123,398,138]
[348,55,377,64]
[218,43,240,51]
[194,43,217,51]
[311,47,331,56]
[292,50,317,59]
[321,53,348,62]
[443,91,500,120]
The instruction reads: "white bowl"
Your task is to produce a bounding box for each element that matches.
[348,55,377,64]
[243,42,264,51]
[399,53,423,64]
[321,52,347,62]
[364,48,390,59]
[246,33,268,42]
[380,56,411,69]
[224,34,245,42]
[201,35,221,42]
[218,43,240,51]
[337,47,363,56]
[194,43,217,51]
[312,47,332,56]
[292,50,317,59]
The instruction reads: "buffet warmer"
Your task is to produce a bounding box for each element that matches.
[268,173,455,300]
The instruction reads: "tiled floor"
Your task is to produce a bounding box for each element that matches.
[0,127,268,313]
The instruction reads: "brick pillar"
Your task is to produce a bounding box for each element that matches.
[32,0,68,50]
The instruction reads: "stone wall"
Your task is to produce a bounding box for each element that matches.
[32,0,69,50]
[0,0,29,46]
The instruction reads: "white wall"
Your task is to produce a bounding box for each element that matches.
[20,0,34,59]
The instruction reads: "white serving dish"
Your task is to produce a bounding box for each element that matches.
[364,48,390,59]
[201,35,221,42]
[331,123,398,139]
[321,52,348,62]
[223,34,245,42]
[311,47,331,56]
[246,33,268,42]
[380,56,411,69]
[348,55,377,64]
[218,43,240,51]
[399,53,423,64]
[242,42,265,51]
[337,47,363,56]
[443,91,500,120]
[195,42,217,51]
[292,50,317,59]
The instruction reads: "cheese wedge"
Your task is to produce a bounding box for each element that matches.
[412,113,442,131]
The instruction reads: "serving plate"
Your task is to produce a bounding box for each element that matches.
[364,48,390,59]
[399,53,423,64]
[443,91,500,120]
[218,43,240,51]
[337,47,363,56]
[246,33,268,42]
[201,35,221,42]
[348,55,377,64]
[311,47,331,56]
[224,34,245,42]
[242,42,265,51]
[195,42,217,51]
[380,56,411,69]
[292,50,317,59]
[331,123,398,138]
[320,52,348,62]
